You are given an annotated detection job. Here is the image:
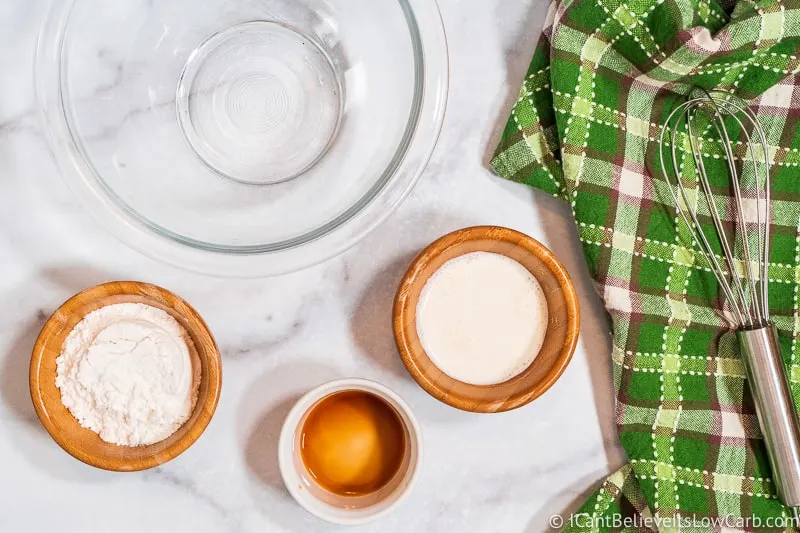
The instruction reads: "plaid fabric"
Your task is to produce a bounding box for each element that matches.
[492,0,800,530]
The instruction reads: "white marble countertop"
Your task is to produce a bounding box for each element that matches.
[0,1,626,531]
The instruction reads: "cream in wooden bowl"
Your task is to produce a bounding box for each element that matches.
[29,281,222,471]
[393,226,580,413]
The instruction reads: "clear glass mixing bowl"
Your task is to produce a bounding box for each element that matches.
[37,0,448,276]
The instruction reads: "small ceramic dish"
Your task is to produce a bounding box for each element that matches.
[393,226,580,413]
[278,378,422,525]
[29,281,222,471]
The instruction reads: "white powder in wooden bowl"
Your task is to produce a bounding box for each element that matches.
[55,303,199,446]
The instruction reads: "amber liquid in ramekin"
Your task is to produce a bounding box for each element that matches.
[299,390,406,496]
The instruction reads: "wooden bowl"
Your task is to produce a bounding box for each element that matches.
[393,226,580,413]
[29,281,222,471]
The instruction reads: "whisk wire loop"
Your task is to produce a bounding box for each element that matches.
[705,94,771,324]
[658,90,770,329]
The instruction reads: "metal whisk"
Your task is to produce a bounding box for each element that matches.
[659,89,800,510]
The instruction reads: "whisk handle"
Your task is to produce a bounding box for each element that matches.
[738,325,800,507]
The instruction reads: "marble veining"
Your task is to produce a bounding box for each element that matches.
[0,1,626,531]
[144,466,238,527]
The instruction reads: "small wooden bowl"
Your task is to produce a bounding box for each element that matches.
[393,226,580,413]
[30,281,222,471]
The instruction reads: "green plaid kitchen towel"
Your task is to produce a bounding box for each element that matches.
[492,0,800,530]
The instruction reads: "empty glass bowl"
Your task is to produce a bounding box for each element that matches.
[37,0,448,276]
